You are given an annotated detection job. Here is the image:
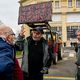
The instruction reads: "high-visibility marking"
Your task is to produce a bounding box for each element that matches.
[44,76,75,80]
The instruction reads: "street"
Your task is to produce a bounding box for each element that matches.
[44,58,76,80]
[44,47,76,80]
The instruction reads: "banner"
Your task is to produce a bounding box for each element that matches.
[18,1,52,24]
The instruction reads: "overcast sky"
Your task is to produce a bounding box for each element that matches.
[0,0,21,33]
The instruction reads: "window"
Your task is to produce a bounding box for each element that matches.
[52,14,61,22]
[51,27,62,35]
[67,26,78,40]
[76,0,80,8]
[68,0,72,8]
[66,13,80,22]
[55,1,60,8]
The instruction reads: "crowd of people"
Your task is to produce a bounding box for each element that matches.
[0,23,53,80]
[1,22,80,80]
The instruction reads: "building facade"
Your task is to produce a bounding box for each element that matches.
[18,0,80,46]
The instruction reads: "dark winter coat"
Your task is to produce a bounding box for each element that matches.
[16,36,53,73]
[0,37,14,80]
[75,43,80,65]
[0,37,23,80]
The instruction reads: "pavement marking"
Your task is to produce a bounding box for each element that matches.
[44,76,75,80]
[69,53,75,57]
[63,57,68,60]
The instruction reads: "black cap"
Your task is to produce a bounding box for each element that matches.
[32,27,44,34]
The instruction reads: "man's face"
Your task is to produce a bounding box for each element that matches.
[76,31,80,41]
[32,31,42,41]
[6,34,15,44]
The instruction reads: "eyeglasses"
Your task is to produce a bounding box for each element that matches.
[76,34,80,36]
[10,33,15,35]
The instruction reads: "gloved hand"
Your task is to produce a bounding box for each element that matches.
[40,67,48,74]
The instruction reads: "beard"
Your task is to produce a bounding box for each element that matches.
[32,37,41,41]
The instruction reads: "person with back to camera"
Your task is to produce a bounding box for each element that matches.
[0,23,23,80]
[16,26,53,80]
